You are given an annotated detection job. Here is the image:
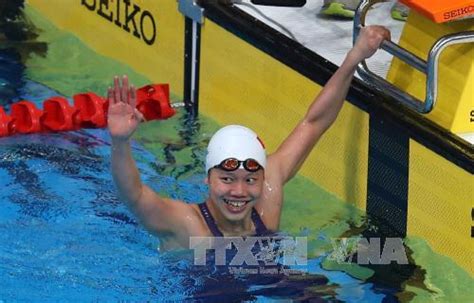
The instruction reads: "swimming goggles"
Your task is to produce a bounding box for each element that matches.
[214,158,262,172]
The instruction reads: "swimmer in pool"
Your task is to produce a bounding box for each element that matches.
[107,25,390,250]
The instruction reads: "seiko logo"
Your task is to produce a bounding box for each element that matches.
[443,5,473,21]
[81,0,156,45]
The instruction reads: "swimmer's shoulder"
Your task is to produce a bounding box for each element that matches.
[161,199,210,237]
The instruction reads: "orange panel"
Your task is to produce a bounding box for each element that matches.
[400,0,474,23]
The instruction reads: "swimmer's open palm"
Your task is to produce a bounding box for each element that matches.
[107,75,144,142]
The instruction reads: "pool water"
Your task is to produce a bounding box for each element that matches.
[0,79,389,301]
[0,4,472,302]
[0,78,391,301]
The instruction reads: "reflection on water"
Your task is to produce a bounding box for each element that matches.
[0,0,46,102]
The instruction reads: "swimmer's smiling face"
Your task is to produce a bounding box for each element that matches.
[206,168,264,221]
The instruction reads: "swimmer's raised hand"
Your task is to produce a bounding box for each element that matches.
[107,75,144,142]
[350,25,391,61]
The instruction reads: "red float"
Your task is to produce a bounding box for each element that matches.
[136,84,176,121]
[0,107,13,137]
[0,83,176,137]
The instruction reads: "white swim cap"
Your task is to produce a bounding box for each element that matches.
[205,125,266,172]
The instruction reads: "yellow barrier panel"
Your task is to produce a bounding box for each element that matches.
[408,140,473,274]
[27,0,185,97]
[386,11,474,133]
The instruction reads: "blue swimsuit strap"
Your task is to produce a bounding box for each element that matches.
[251,207,270,236]
[197,202,269,237]
[198,202,224,237]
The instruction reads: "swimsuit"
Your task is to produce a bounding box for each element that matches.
[197,202,270,236]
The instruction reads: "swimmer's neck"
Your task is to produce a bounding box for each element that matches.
[205,199,255,236]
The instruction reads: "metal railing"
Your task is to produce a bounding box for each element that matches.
[354,0,474,114]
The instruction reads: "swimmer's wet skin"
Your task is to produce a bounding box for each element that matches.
[108,25,391,250]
